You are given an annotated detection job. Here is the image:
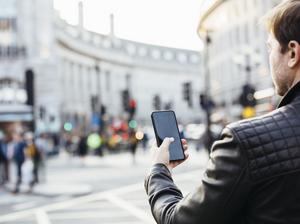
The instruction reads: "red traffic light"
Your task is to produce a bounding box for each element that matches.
[129,99,136,108]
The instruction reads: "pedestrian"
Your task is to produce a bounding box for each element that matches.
[12,133,27,193]
[178,124,185,139]
[35,133,49,182]
[24,133,41,190]
[144,1,300,223]
[51,133,60,155]
[77,134,88,165]
[141,131,149,153]
[95,134,104,157]
[200,128,214,154]
[0,132,9,185]
[128,130,138,164]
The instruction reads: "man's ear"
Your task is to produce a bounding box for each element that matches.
[288,41,300,68]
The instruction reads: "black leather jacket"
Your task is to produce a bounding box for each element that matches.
[145,82,300,224]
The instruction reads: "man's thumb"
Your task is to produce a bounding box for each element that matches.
[160,137,174,149]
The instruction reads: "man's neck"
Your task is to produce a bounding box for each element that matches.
[290,68,300,89]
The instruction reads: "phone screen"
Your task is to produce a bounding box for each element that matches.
[151,111,185,161]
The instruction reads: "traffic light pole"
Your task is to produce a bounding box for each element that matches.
[95,64,104,134]
[25,69,36,133]
[203,32,213,153]
[95,64,102,107]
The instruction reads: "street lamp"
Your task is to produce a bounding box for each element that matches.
[197,30,215,153]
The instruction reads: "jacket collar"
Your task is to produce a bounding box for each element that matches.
[278,81,300,108]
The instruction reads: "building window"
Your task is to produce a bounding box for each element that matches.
[177,53,187,63]
[164,51,174,61]
[126,44,136,55]
[105,71,111,92]
[190,54,200,64]
[102,39,112,48]
[138,47,147,57]
[93,35,101,45]
[151,49,161,60]
[244,24,249,44]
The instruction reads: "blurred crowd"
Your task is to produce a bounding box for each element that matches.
[0,114,227,195]
[0,117,152,194]
[0,131,52,193]
[62,116,150,164]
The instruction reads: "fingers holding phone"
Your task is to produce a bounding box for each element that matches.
[167,138,189,170]
[181,139,189,159]
[151,137,189,171]
[150,110,189,170]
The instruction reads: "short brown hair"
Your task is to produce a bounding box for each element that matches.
[265,0,300,53]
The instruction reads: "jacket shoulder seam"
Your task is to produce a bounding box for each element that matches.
[226,126,250,165]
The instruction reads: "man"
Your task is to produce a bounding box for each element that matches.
[0,132,9,184]
[144,0,300,223]
[12,133,27,193]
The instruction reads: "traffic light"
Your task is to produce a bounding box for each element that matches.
[153,95,161,110]
[100,105,106,116]
[90,95,98,112]
[242,106,256,119]
[183,82,192,107]
[199,93,215,111]
[239,84,256,107]
[25,69,34,106]
[199,93,208,109]
[128,99,137,119]
[25,69,35,132]
[39,106,46,120]
[121,89,130,111]
[164,102,172,110]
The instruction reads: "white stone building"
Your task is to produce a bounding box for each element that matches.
[197,0,282,119]
[0,0,203,133]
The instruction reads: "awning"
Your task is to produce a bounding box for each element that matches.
[0,104,33,122]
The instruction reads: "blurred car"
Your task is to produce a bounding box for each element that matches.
[184,123,206,140]
[210,123,224,138]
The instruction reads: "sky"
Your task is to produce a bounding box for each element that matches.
[53,0,210,51]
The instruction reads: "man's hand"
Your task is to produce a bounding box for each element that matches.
[151,137,189,171]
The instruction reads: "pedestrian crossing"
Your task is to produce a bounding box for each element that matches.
[0,168,205,224]
[0,147,209,224]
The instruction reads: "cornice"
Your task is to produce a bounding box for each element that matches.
[197,0,227,38]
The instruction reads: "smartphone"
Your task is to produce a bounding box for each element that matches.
[151,110,185,162]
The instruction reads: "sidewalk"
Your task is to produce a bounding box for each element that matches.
[1,146,208,197]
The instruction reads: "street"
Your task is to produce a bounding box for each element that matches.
[0,145,208,224]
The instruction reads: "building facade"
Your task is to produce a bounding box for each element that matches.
[0,0,203,133]
[198,0,282,120]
